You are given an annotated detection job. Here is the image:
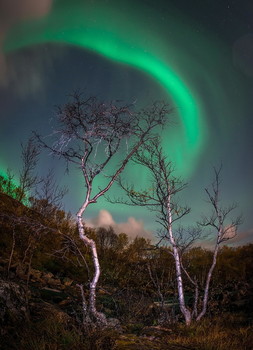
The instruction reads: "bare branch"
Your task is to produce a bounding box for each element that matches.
[35,92,171,325]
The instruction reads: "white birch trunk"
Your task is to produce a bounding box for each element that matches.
[196,238,220,321]
[167,193,192,325]
[76,197,106,325]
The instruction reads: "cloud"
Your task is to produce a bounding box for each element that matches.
[228,229,253,246]
[0,0,52,28]
[1,45,67,98]
[195,228,253,249]
[222,225,237,240]
[0,0,53,96]
[0,0,52,22]
[86,209,153,241]
[87,210,115,227]
[86,210,253,248]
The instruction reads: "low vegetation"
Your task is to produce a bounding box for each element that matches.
[0,180,252,349]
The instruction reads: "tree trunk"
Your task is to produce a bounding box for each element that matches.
[196,242,219,321]
[167,193,191,325]
[173,246,192,325]
[77,208,107,326]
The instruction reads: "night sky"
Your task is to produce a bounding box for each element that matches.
[0,0,252,246]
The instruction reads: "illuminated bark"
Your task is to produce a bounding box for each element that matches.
[36,92,169,325]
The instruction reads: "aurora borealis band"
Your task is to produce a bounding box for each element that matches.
[0,0,252,244]
[3,0,205,177]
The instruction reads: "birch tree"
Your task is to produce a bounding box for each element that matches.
[35,92,170,325]
[195,166,242,321]
[116,138,192,325]
[116,139,241,325]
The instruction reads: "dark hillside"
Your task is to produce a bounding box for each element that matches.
[0,192,253,349]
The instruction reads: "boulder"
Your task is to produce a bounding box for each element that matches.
[0,279,29,334]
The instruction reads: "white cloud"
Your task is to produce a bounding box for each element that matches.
[87,210,115,227]
[86,209,153,241]
[222,225,237,240]
[227,229,253,246]
[195,228,253,249]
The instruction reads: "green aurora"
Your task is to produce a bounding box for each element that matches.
[1,0,250,237]
[3,0,208,178]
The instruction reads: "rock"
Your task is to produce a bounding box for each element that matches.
[63,277,73,287]
[48,278,62,286]
[107,317,123,332]
[43,272,54,279]
[42,271,62,287]
[0,279,29,334]
[30,268,42,280]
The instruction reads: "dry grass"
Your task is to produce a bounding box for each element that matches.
[2,312,252,350]
[115,313,253,350]
[162,313,253,350]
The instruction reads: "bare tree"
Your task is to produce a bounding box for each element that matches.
[146,248,177,324]
[18,136,40,202]
[195,166,242,321]
[116,140,241,325]
[0,168,19,198]
[1,204,55,282]
[116,137,192,325]
[30,168,68,219]
[35,92,170,325]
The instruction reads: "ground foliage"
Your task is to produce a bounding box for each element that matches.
[0,183,253,349]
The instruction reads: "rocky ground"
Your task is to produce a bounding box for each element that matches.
[1,259,252,350]
[0,262,197,349]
